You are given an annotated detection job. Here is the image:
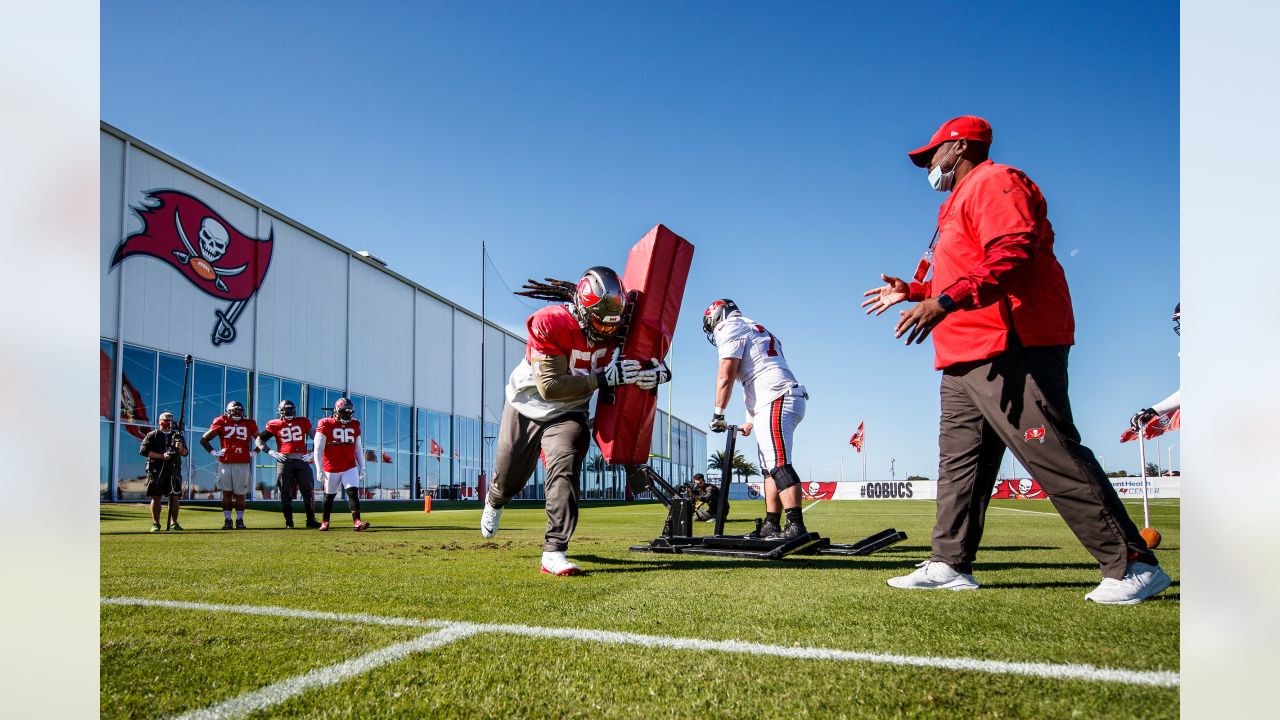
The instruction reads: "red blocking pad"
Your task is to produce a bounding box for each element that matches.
[594,224,694,464]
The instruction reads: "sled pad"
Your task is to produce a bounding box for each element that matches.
[593,224,694,464]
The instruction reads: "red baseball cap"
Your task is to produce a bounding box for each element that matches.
[907,116,993,167]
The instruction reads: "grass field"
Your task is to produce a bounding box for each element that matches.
[100,498,1180,719]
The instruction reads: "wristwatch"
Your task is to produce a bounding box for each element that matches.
[937,293,956,313]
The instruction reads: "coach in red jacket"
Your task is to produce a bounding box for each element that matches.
[862,116,1170,604]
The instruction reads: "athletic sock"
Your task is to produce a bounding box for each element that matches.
[236,510,244,521]
[223,510,232,520]
[323,494,335,522]
[765,512,781,527]
[784,507,805,530]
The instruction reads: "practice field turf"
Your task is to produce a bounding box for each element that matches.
[101,498,1180,719]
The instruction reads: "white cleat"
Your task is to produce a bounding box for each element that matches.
[887,560,980,591]
[1084,562,1172,605]
[540,551,583,576]
[480,500,503,538]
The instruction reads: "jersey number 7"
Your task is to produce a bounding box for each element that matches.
[754,324,779,357]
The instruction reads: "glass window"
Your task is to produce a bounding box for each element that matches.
[115,424,151,501]
[257,374,280,428]
[364,398,382,448]
[100,421,113,500]
[281,379,303,416]
[382,401,397,455]
[225,368,250,417]
[120,345,156,426]
[193,360,224,428]
[188,431,220,499]
[156,353,189,423]
[100,339,115,421]
[397,405,411,453]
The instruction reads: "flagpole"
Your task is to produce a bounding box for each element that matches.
[839,456,844,483]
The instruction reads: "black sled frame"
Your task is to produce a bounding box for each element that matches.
[627,425,907,560]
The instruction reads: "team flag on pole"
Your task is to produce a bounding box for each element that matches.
[429,439,443,458]
[1120,409,1181,443]
[849,422,865,453]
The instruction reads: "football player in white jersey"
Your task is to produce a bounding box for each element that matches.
[703,299,810,541]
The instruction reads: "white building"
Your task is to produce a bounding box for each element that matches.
[99,122,706,503]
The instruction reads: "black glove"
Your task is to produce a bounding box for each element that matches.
[1129,408,1157,432]
[710,414,727,433]
[596,359,641,388]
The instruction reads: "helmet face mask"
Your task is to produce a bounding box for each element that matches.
[334,397,354,423]
[225,401,245,421]
[702,299,740,345]
[573,266,626,343]
[278,400,296,419]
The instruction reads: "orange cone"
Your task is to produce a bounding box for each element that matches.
[423,495,432,513]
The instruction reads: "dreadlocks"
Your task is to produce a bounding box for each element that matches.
[515,278,577,303]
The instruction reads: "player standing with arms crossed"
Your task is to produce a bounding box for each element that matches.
[201,400,259,530]
[702,299,810,541]
[256,399,320,529]
[313,397,369,531]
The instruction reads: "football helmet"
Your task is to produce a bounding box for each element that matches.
[225,400,245,421]
[702,299,740,345]
[573,266,627,343]
[334,397,355,423]
[1172,302,1180,336]
[278,399,296,419]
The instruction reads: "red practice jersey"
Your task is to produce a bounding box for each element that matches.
[264,417,313,454]
[317,417,362,472]
[209,416,259,464]
[506,304,619,421]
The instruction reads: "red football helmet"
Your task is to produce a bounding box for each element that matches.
[702,298,740,345]
[224,400,245,421]
[334,397,354,423]
[573,266,627,342]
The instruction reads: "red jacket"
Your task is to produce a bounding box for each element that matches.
[908,160,1075,369]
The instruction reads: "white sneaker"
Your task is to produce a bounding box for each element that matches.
[540,551,583,576]
[480,500,503,538]
[1084,562,1171,605]
[887,560,980,591]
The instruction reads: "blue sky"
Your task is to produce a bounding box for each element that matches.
[102,1,1179,480]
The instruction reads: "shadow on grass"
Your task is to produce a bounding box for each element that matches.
[575,553,891,573]
[891,544,1063,553]
[102,524,473,536]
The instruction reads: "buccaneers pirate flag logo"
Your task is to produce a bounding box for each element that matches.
[110,191,273,346]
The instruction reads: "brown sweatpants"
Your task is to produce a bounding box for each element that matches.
[933,344,1156,580]
[487,403,590,553]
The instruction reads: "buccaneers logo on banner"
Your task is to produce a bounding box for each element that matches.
[803,481,837,500]
[110,190,273,347]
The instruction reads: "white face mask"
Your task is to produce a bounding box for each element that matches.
[927,143,962,192]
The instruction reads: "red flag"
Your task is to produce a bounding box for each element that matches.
[1023,426,1046,443]
[849,421,865,453]
[111,191,273,302]
[1120,409,1181,443]
[430,439,443,458]
[381,451,393,464]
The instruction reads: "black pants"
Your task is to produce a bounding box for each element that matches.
[933,345,1155,579]
[277,458,316,524]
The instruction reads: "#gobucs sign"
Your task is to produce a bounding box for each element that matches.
[110,190,273,347]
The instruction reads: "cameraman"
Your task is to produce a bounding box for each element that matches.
[140,411,188,532]
[693,473,729,521]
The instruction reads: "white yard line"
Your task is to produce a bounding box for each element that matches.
[102,596,1180,689]
[171,625,479,720]
[989,505,1062,517]
[802,499,822,513]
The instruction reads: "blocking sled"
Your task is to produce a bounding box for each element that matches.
[628,426,907,560]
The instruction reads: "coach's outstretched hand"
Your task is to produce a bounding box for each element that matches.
[597,359,642,388]
[861,274,910,316]
[895,298,947,345]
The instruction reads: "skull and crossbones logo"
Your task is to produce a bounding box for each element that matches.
[172,209,247,292]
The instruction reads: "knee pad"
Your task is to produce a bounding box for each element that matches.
[771,464,801,491]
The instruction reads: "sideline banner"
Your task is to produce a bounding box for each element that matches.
[725,477,1180,500]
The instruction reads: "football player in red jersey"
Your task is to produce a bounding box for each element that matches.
[480,267,670,575]
[313,397,369,531]
[201,400,260,530]
[256,400,319,529]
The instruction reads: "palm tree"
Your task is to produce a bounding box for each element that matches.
[708,452,725,472]
[732,455,760,483]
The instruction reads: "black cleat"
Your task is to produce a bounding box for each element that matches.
[235,519,248,530]
[773,522,809,542]
[305,520,322,529]
[222,518,234,530]
[285,521,295,529]
[745,520,781,540]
